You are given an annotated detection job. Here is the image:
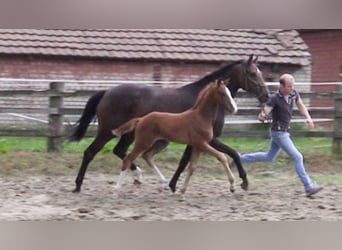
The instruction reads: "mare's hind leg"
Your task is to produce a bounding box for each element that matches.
[180,149,200,194]
[113,132,143,184]
[200,143,235,193]
[210,138,248,190]
[73,131,114,193]
[145,139,170,158]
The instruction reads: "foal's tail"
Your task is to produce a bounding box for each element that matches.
[69,90,106,142]
[112,118,140,137]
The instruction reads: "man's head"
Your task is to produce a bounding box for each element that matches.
[279,73,295,95]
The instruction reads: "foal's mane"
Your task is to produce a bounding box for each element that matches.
[191,82,216,109]
[181,60,244,90]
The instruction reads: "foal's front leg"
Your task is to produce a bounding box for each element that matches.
[180,149,200,194]
[210,138,248,190]
[200,143,235,193]
[169,145,192,192]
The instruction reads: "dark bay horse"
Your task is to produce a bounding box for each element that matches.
[112,79,238,193]
[70,54,269,193]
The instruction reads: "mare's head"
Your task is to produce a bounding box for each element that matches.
[232,54,269,104]
[208,79,238,115]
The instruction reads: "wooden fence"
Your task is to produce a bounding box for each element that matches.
[0,80,341,154]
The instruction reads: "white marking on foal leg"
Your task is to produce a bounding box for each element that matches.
[132,166,143,184]
[152,165,168,190]
[153,165,166,182]
[115,169,128,191]
[180,173,191,194]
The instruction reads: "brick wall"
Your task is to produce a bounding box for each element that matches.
[300,30,342,83]
[300,30,342,107]
[0,54,219,84]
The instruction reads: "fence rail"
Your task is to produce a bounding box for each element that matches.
[0,80,341,154]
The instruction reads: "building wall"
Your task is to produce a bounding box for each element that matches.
[0,54,219,84]
[300,30,342,83]
[299,30,342,127]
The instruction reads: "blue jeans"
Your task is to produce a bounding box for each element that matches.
[239,130,313,192]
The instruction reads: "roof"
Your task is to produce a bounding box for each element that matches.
[0,29,311,65]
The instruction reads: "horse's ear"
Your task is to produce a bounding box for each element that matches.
[216,78,227,87]
[215,78,222,87]
[224,78,230,86]
[253,55,258,63]
[247,54,254,65]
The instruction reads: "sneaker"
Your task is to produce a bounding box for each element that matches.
[306,186,323,197]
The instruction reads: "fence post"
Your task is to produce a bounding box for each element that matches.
[332,79,342,155]
[48,82,64,152]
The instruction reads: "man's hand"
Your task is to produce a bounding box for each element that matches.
[258,111,267,122]
[305,118,315,129]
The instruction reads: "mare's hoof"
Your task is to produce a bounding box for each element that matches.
[72,187,81,193]
[240,181,249,191]
[133,179,142,185]
[169,183,176,193]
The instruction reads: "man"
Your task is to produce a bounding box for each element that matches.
[240,73,323,197]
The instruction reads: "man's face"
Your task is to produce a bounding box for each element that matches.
[280,81,294,95]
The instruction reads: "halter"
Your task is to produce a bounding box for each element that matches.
[243,63,265,100]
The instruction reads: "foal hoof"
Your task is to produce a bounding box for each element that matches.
[230,187,235,193]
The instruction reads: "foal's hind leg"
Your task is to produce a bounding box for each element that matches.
[113,133,142,184]
[142,147,168,190]
[200,143,235,193]
[115,146,145,191]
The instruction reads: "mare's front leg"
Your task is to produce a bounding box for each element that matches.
[169,145,192,193]
[210,138,248,191]
[113,132,142,184]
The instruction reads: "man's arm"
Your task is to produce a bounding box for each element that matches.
[296,96,314,129]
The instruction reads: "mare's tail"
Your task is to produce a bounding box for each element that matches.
[112,118,140,137]
[69,90,106,142]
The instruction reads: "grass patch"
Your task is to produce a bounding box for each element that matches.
[0,136,341,184]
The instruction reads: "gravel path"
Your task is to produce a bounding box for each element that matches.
[0,172,341,221]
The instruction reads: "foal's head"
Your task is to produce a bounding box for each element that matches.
[201,79,238,115]
[216,79,238,114]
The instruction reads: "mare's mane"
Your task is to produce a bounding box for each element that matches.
[181,60,244,90]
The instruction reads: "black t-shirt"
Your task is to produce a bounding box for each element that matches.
[267,90,299,131]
